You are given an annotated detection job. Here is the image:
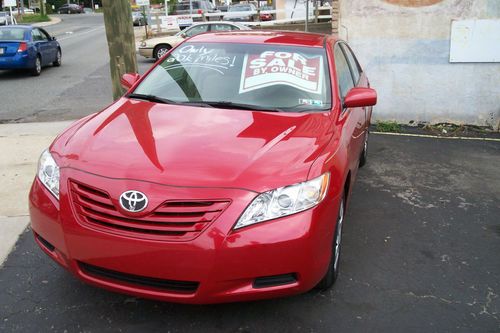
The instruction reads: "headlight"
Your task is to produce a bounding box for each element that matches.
[37,149,60,199]
[235,173,330,229]
[140,41,147,47]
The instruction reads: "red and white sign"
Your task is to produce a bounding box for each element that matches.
[239,51,323,94]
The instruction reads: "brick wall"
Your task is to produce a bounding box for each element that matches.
[331,0,340,34]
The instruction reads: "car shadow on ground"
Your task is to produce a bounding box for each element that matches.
[0,65,60,80]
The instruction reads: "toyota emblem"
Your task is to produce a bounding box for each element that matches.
[119,190,148,213]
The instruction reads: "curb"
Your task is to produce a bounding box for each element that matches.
[0,216,30,267]
[372,131,500,142]
[32,15,62,27]
[0,121,72,266]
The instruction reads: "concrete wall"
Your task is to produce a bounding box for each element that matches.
[339,0,500,128]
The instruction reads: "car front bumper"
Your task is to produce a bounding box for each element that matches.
[29,168,341,304]
[138,47,153,58]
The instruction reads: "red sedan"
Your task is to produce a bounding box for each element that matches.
[30,31,377,304]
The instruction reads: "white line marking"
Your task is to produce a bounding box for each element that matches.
[57,26,104,41]
[372,131,500,142]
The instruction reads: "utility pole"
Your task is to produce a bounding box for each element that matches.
[40,0,46,15]
[305,0,309,32]
[102,0,138,100]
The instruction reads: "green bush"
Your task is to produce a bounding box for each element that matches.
[376,121,402,133]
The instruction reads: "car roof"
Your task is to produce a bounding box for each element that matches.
[188,30,332,48]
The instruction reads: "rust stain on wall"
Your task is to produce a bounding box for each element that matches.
[382,0,444,7]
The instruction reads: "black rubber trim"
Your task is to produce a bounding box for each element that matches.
[35,233,55,252]
[78,262,199,293]
[253,273,297,289]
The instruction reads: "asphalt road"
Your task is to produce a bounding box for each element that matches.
[0,14,154,123]
[1,134,499,332]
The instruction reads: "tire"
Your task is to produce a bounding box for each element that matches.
[316,195,345,290]
[53,49,62,67]
[153,44,171,60]
[32,56,42,76]
[359,131,369,167]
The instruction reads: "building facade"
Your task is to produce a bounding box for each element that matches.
[338,0,500,128]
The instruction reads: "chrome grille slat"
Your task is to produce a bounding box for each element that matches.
[76,204,206,232]
[69,179,230,241]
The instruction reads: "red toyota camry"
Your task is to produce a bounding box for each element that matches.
[29,31,377,304]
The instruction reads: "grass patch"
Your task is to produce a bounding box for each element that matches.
[16,14,50,24]
[376,121,402,133]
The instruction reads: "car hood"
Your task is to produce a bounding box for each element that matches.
[52,98,333,193]
[145,35,183,47]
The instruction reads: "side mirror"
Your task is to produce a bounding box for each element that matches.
[180,32,187,38]
[51,36,57,41]
[343,87,377,108]
[120,73,141,90]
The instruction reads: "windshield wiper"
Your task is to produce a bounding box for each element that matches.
[202,101,283,112]
[126,93,179,105]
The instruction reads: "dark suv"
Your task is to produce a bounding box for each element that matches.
[58,4,83,14]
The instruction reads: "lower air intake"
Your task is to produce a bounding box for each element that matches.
[79,262,199,294]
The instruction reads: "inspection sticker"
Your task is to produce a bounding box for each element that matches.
[299,99,324,106]
[239,51,323,94]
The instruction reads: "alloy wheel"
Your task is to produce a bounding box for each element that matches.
[333,199,344,271]
[156,47,169,60]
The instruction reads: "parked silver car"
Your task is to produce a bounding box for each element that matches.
[0,12,15,26]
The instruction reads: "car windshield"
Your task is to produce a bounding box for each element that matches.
[132,42,332,112]
[230,5,251,11]
[0,28,26,41]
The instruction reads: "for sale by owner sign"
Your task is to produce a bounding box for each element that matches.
[239,51,323,94]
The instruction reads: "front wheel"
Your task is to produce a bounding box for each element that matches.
[359,131,369,167]
[154,44,171,60]
[316,196,345,290]
[53,49,62,67]
[31,56,42,76]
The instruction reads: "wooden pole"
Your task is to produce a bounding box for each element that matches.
[102,0,138,100]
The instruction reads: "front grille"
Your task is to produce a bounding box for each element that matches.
[69,180,230,241]
[79,262,199,293]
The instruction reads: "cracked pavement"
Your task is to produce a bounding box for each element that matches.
[0,134,499,332]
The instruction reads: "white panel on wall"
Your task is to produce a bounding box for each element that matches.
[450,19,500,63]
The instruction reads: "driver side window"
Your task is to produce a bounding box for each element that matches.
[334,44,354,104]
[39,29,50,41]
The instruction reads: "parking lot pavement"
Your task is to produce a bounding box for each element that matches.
[0,134,498,332]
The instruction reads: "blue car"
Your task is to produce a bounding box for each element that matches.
[0,25,61,76]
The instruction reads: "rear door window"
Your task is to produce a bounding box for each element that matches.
[32,29,43,41]
[184,24,209,37]
[210,24,233,32]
